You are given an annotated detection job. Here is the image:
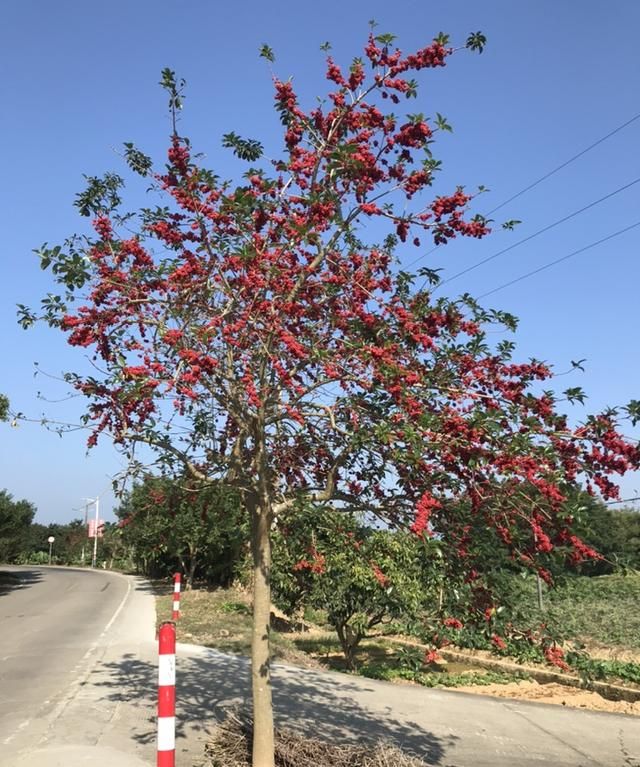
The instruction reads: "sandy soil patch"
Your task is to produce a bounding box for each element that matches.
[451,678,640,716]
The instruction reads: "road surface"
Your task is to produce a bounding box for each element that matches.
[1,565,639,766]
[175,644,640,767]
[0,566,156,766]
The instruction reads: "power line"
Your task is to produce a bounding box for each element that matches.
[438,177,640,288]
[485,111,640,216]
[477,220,640,299]
[406,110,640,271]
[606,496,640,506]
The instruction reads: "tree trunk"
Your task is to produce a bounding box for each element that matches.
[336,622,358,671]
[250,501,275,767]
[187,545,198,590]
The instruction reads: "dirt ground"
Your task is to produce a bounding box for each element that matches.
[379,633,640,716]
[450,678,640,716]
[295,630,640,716]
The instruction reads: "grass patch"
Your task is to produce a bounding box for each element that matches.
[550,574,640,650]
[360,664,530,688]
[156,586,318,666]
[565,653,640,687]
[506,573,640,651]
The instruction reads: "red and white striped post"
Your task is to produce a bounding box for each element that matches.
[157,621,176,767]
[172,573,181,621]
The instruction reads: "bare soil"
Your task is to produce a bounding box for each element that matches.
[450,678,640,716]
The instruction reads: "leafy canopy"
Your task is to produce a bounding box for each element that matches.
[24,28,640,632]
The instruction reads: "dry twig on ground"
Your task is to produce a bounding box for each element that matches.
[202,710,432,767]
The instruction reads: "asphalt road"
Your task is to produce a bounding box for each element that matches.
[0,565,155,766]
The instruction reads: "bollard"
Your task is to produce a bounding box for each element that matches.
[172,573,181,620]
[157,621,176,767]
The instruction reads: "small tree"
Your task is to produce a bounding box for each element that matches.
[24,30,640,767]
[116,475,246,586]
[272,506,431,667]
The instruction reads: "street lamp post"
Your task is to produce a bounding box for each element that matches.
[47,536,55,565]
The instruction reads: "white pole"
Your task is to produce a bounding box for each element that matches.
[92,497,100,568]
[81,501,89,565]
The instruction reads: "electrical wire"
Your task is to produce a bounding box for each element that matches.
[406,110,640,271]
[485,111,640,216]
[438,177,640,288]
[477,220,640,299]
[605,496,640,506]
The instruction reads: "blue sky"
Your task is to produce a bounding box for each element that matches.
[1,0,638,524]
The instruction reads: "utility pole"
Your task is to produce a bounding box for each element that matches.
[536,572,545,611]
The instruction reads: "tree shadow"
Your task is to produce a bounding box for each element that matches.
[0,568,43,596]
[94,648,455,765]
[133,579,172,595]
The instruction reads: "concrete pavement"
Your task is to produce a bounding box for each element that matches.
[169,644,640,767]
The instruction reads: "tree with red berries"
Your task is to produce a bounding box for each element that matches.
[23,29,640,767]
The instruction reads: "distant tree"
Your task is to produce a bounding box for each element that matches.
[47,519,88,564]
[570,493,640,573]
[116,475,246,587]
[0,490,36,563]
[274,509,429,669]
[19,522,49,561]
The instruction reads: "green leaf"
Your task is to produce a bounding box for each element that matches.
[16,304,37,330]
[435,113,453,133]
[259,44,275,63]
[74,173,123,217]
[624,399,640,426]
[466,31,487,54]
[221,132,264,162]
[123,142,152,177]
[416,266,443,286]
[564,387,587,405]
[159,68,186,111]
[405,79,419,99]
[375,33,397,46]
[501,219,522,231]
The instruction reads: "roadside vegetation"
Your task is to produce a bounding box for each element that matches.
[155,571,640,700]
[4,477,640,702]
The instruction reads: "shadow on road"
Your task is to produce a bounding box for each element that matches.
[96,649,454,765]
[0,568,43,597]
[133,579,172,596]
